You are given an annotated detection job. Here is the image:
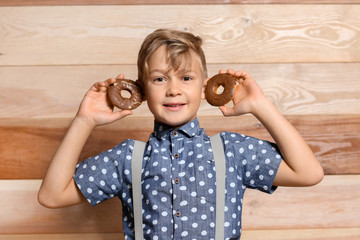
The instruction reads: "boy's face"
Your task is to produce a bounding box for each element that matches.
[144,46,205,128]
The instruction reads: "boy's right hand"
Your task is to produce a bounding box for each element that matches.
[76,75,133,128]
[39,74,133,208]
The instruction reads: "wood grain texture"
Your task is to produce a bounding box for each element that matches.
[243,175,360,229]
[0,233,123,240]
[1,5,360,66]
[0,176,359,233]
[0,1,359,238]
[0,63,359,118]
[0,180,123,233]
[0,115,359,179]
[2,0,360,6]
[241,228,360,240]
[1,228,360,239]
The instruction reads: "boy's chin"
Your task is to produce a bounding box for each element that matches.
[155,117,195,129]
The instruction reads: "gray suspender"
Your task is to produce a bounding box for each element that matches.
[132,140,146,240]
[132,133,225,240]
[210,134,226,240]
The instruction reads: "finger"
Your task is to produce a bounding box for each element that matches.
[95,79,116,93]
[103,78,116,86]
[235,70,249,80]
[116,74,125,79]
[219,105,236,117]
[226,69,235,75]
[111,110,133,121]
[97,80,112,92]
[91,81,103,91]
[219,69,226,74]
[233,71,250,85]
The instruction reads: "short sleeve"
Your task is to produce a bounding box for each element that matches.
[223,132,282,194]
[73,139,134,206]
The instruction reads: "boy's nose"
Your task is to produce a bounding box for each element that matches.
[166,80,182,96]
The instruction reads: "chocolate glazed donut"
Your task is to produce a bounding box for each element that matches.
[205,73,237,106]
[108,79,143,110]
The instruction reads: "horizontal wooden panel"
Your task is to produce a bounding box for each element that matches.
[2,0,360,6]
[243,174,360,229]
[0,63,359,118]
[0,176,359,233]
[0,180,123,233]
[0,233,123,240]
[1,5,360,65]
[241,228,360,240]
[1,227,360,240]
[0,114,359,179]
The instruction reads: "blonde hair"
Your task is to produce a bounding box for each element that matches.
[137,29,207,86]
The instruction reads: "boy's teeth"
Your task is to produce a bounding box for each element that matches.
[166,104,183,107]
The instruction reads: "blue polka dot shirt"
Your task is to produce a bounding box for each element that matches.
[74,117,282,240]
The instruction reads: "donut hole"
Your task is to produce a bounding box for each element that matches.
[121,89,132,99]
[215,85,225,95]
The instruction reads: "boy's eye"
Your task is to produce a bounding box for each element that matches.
[154,77,166,82]
[183,76,192,81]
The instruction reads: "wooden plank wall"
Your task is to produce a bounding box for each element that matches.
[1,1,360,239]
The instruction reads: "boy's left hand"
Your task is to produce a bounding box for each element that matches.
[219,69,324,187]
[218,69,267,117]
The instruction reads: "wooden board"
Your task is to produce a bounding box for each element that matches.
[1,5,360,66]
[0,176,359,233]
[1,63,359,118]
[242,175,360,229]
[0,233,123,240]
[1,228,360,240]
[0,180,123,234]
[0,115,359,179]
[2,0,360,6]
[241,228,360,240]
[0,1,359,239]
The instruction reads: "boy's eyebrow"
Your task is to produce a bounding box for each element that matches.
[149,68,170,75]
[149,69,198,77]
[177,69,198,76]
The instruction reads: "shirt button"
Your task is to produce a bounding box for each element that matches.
[174,178,180,184]
[172,131,178,137]
[174,153,179,158]
[175,211,181,216]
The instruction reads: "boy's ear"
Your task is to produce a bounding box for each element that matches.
[141,90,147,102]
[201,77,209,100]
[136,79,147,102]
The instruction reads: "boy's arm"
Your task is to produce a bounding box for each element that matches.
[218,69,324,187]
[38,117,93,208]
[38,77,132,208]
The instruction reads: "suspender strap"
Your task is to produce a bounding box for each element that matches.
[132,135,225,240]
[210,133,226,240]
[132,140,146,240]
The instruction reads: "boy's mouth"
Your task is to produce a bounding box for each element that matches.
[164,103,185,107]
[163,103,186,110]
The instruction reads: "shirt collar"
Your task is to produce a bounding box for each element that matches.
[153,117,201,140]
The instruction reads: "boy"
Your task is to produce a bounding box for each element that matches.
[38,29,324,239]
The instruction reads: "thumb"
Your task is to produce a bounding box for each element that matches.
[219,106,235,117]
[111,110,133,122]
